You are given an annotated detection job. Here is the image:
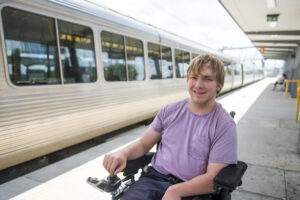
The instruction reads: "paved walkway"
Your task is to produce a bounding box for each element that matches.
[232,82,300,200]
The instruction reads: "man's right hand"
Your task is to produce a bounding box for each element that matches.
[103,151,127,176]
[102,127,161,176]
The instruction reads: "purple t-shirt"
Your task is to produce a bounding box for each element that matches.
[150,98,237,181]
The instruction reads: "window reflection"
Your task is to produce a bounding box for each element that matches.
[148,43,161,79]
[126,37,145,80]
[161,45,173,79]
[148,43,173,79]
[192,53,198,59]
[58,20,97,83]
[101,31,126,81]
[234,64,241,75]
[101,31,145,81]
[175,49,190,78]
[2,7,60,85]
[224,63,232,76]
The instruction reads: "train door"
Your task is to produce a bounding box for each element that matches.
[232,63,243,88]
[221,61,233,93]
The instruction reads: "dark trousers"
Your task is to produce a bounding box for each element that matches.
[121,176,212,200]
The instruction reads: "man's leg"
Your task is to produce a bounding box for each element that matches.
[120,177,172,200]
[273,81,278,90]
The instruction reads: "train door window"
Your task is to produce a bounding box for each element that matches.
[101,31,126,81]
[175,49,190,78]
[148,43,161,79]
[161,45,173,79]
[234,64,241,75]
[224,62,232,76]
[125,37,145,80]
[2,7,60,85]
[175,49,183,78]
[58,20,96,83]
[183,51,190,77]
[192,53,198,59]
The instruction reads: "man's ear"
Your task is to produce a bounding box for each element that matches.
[216,85,222,93]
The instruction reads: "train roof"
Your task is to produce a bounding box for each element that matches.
[0,0,236,62]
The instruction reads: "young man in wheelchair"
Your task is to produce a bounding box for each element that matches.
[103,54,237,200]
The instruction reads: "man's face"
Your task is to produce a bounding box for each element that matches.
[187,66,220,108]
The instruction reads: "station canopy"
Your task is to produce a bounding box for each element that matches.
[219,0,300,60]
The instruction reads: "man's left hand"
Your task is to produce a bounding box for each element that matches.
[162,185,181,200]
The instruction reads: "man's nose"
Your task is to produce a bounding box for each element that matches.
[195,79,204,87]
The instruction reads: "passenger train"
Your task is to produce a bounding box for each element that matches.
[0,0,264,171]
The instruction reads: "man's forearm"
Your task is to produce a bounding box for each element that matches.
[166,173,215,198]
[123,139,150,160]
[163,163,228,199]
[124,127,161,160]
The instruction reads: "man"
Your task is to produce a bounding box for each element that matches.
[103,54,237,200]
[272,73,287,91]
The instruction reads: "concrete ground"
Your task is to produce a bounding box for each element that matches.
[0,78,299,200]
[232,83,300,200]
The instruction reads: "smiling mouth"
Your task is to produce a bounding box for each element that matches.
[193,90,206,95]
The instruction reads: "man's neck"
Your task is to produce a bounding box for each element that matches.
[188,100,216,116]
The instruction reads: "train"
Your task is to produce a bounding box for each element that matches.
[0,0,264,171]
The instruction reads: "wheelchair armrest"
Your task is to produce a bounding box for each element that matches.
[213,161,247,191]
[122,152,154,176]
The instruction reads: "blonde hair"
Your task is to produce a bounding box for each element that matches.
[187,54,225,94]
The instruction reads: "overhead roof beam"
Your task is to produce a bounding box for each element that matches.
[254,45,296,49]
[262,48,294,52]
[264,48,294,51]
[253,42,298,47]
[245,31,300,35]
[263,51,289,55]
[252,40,300,44]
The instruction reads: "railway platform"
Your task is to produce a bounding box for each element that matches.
[0,78,299,200]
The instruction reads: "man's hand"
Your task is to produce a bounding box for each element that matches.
[103,151,127,176]
[102,127,161,176]
[162,185,181,200]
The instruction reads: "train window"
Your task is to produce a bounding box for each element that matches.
[183,51,190,77]
[234,64,241,75]
[148,43,173,79]
[125,37,145,80]
[148,43,161,79]
[58,20,97,83]
[224,62,232,76]
[192,53,198,59]
[101,31,145,81]
[2,7,61,85]
[161,45,173,79]
[101,31,126,81]
[175,49,190,78]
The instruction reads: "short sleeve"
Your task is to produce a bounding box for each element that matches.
[208,120,237,164]
[150,108,165,133]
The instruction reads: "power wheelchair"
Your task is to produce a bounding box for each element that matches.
[87,112,247,200]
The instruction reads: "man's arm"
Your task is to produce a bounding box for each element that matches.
[103,127,161,176]
[162,163,228,200]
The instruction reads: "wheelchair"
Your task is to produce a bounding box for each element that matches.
[87,112,247,200]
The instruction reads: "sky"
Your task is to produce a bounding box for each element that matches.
[88,0,253,51]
